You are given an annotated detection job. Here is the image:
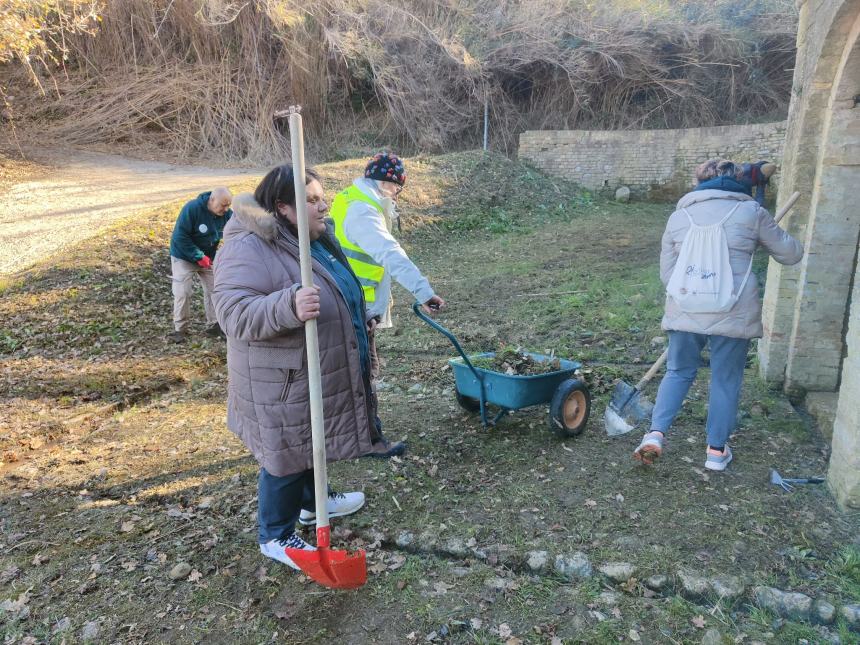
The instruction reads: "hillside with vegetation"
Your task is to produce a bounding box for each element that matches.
[2,0,797,162]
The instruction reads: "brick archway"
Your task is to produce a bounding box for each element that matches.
[759,0,860,509]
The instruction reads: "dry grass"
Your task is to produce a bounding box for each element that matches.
[2,0,796,161]
[1,152,857,645]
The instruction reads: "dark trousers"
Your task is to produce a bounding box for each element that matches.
[257,468,316,543]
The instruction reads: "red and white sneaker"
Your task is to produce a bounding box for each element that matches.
[633,431,665,465]
[259,533,315,570]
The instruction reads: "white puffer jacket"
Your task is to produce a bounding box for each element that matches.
[660,189,803,339]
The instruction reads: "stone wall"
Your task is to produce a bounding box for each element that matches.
[518,122,786,199]
[756,0,860,510]
[759,0,858,389]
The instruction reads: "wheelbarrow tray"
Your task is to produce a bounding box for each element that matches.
[450,352,581,410]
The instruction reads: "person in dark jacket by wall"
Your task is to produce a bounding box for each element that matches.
[169,187,233,342]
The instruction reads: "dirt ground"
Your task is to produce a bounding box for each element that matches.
[1,152,858,644]
[0,147,262,277]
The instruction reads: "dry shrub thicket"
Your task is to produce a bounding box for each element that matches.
[2,0,797,161]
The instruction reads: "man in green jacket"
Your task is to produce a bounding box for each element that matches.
[169,187,232,342]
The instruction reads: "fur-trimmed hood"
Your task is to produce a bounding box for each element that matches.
[224,192,339,244]
[224,192,279,242]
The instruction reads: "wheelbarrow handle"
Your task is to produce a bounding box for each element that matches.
[411,302,483,384]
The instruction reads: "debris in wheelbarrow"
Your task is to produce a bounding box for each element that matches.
[413,303,591,436]
[470,347,562,376]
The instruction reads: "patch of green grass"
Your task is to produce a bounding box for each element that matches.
[779,620,824,641]
[827,546,860,601]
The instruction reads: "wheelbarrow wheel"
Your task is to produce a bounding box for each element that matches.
[549,379,591,438]
[456,392,481,413]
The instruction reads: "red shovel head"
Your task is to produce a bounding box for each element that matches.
[286,527,367,590]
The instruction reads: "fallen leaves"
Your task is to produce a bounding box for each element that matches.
[692,614,706,629]
[0,566,21,584]
[1,588,32,617]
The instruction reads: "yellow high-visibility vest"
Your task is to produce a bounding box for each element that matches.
[329,185,386,303]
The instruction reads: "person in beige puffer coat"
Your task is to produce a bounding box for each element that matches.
[213,165,376,570]
[633,159,803,472]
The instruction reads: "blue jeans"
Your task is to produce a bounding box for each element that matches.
[257,468,317,543]
[650,331,750,448]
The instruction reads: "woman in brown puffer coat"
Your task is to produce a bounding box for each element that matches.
[213,165,375,569]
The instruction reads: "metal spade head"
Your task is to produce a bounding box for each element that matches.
[287,546,367,590]
[285,526,367,590]
[604,380,655,435]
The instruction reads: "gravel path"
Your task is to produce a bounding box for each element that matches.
[1,148,263,276]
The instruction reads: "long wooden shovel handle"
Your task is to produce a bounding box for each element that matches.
[288,108,331,544]
[635,348,668,391]
[773,191,800,224]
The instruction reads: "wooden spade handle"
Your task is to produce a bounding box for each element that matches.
[774,191,800,224]
[287,107,331,537]
[635,348,668,391]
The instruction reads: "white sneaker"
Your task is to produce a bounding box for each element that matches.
[259,533,315,570]
[704,445,733,472]
[298,491,366,526]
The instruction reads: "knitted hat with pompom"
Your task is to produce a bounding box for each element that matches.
[364,152,406,186]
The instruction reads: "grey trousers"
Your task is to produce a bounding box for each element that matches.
[170,256,215,332]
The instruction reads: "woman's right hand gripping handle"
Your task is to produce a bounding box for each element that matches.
[295,286,321,322]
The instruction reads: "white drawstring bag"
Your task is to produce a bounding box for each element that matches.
[666,202,752,313]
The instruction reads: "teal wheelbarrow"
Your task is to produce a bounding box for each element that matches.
[413,303,591,437]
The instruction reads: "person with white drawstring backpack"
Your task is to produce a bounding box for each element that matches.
[633,159,803,472]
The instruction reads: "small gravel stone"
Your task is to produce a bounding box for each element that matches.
[599,561,635,582]
[417,531,439,552]
[169,562,192,580]
[644,574,669,591]
[598,591,620,606]
[840,603,860,626]
[396,531,415,548]
[678,569,711,597]
[753,586,812,621]
[81,621,100,641]
[554,552,593,580]
[813,598,836,624]
[526,550,549,572]
[484,577,508,591]
[442,538,468,558]
[710,575,745,600]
